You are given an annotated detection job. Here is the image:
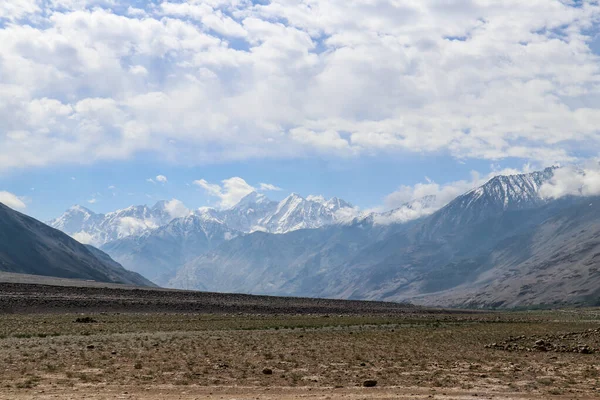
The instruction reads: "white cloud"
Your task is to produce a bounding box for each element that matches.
[129,65,148,76]
[194,177,257,209]
[72,231,95,245]
[117,216,155,237]
[156,175,168,183]
[332,206,362,223]
[384,175,482,212]
[126,7,147,18]
[163,198,190,219]
[146,178,155,184]
[108,185,116,190]
[87,198,97,204]
[289,128,356,154]
[306,195,326,203]
[258,183,282,192]
[1,2,600,171]
[0,0,40,21]
[0,191,26,209]
[540,161,600,199]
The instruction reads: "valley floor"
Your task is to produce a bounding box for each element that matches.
[0,283,599,399]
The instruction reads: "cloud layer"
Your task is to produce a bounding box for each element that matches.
[1,1,600,171]
[0,191,26,209]
[540,162,600,199]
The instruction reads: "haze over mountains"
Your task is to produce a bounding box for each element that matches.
[0,202,154,287]
[44,166,600,308]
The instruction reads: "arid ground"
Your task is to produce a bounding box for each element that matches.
[0,281,599,399]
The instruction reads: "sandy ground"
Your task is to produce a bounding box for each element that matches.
[2,385,598,400]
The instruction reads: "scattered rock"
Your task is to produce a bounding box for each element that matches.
[486,330,599,354]
[262,368,273,375]
[363,379,377,387]
[74,317,97,323]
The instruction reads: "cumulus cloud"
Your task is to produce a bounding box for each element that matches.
[0,2,599,171]
[72,231,95,245]
[163,198,190,219]
[194,177,256,209]
[193,177,282,209]
[117,216,156,237]
[0,191,26,209]
[540,162,600,199]
[384,174,482,212]
[156,175,168,183]
[0,0,40,21]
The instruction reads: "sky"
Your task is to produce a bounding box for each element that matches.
[1,0,600,221]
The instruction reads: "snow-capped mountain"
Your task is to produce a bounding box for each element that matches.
[258,193,354,233]
[49,201,188,246]
[50,192,356,248]
[169,167,600,308]
[420,167,555,237]
[48,166,600,308]
[193,192,356,234]
[213,192,278,232]
[71,192,353,284]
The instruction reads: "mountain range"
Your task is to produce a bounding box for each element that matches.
[47,167,600,307]
[49,192,359,284]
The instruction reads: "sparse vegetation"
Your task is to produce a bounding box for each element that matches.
[1,282,600,399]
[0,310,599,399]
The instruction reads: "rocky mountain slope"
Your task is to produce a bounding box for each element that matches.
[0,202,154,286]
[102,213,240,285]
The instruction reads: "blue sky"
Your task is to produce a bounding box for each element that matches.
[1,0,600,220]
[3,152,518,220]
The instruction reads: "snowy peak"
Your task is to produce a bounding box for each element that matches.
[159,213,239,242]
[67,204,95,214]
[202,192,354,234]
[325,197,353,211]
[233,191,272,209]
[462,168,554,212]
[306,195,326,204]
[49,205,103,235]
[49,202,183,247]
[421,168,556,236]
[260,193,354,234]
